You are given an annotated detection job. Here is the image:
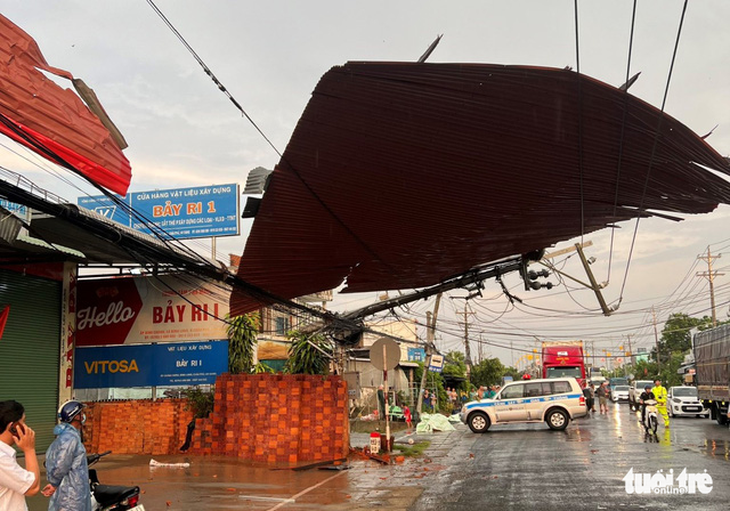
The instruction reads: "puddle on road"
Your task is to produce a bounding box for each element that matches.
[37,454,436,511]
[561,426,592,442]
[699,439,730,461]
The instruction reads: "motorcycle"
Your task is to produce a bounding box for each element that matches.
[88,451,144,511]
[641,399,659,435]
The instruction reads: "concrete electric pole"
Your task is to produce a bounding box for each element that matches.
[457,304,476,379]
[652,306,661,373]
[697,247,724,327]
[417,293,442,418]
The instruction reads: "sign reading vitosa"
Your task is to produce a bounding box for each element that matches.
[74,340,229,388]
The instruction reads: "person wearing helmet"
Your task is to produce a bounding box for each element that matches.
[41,400,91,511]
[639,385,655,427]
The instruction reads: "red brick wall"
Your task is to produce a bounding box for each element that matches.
[191,373,349,464]
[84,399,193,455]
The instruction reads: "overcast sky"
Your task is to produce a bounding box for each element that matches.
[3,1,730,368]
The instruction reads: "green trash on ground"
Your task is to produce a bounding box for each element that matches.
[416,413,457,433]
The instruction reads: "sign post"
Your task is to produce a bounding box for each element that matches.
[383,343,389,447]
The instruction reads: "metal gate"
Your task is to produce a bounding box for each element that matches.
[0,269,60,451]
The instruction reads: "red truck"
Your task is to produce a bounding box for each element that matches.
[542,341,586,386]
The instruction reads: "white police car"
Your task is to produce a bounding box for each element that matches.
[461,377,587,432]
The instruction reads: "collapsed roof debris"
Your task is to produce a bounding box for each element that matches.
[0,14,131,195]
[232,61,730,315]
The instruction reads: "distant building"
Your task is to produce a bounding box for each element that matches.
[228,253,332,371]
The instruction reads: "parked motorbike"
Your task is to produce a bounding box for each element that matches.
[88,451,144,511]
[641,399,659,435]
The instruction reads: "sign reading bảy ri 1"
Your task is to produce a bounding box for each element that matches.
[76,274,229,346]
[73,340,229,388]
[77,183,239,240]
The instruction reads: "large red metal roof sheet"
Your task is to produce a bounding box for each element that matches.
[0,14,131,195]
[231,61,730,315]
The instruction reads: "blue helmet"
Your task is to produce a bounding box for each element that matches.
[58,400,86,423]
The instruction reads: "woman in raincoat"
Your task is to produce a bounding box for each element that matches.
[42,401,91,511]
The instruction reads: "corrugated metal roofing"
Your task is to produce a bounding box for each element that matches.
[0,14,131,195]
[231,61,730,316]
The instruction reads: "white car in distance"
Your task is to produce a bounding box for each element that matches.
[611,385,629,402]
[667,386,709,418]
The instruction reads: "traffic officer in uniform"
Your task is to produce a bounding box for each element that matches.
[653,378,669,427]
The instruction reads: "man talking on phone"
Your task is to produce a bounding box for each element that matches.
[0,400,41,510]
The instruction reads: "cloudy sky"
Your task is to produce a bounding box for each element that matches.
[3,1,730,367]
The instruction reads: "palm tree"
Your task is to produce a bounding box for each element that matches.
[226,313,260,374]
[284,330,333,375]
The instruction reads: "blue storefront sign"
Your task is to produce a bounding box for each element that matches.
[78,183,240,240]
[77,194,130,225]
[0,199,28,219]
[407,347,426,362]
[74,340,229,388]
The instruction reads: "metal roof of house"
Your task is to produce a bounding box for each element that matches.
[231,61,730,315]
[0,13,131,195]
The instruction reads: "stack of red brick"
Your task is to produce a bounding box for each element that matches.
[84,399,193,455]
[191,373,349,464]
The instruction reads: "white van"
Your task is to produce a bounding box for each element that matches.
[460,377,587,432]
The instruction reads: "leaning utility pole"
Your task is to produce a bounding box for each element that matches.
[697,247,724,327]
[417,293,442,418]
[457,303,476,379]
[478,334,484,364]
[652,306,661,373]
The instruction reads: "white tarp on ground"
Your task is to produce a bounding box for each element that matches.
[416,413,457,434]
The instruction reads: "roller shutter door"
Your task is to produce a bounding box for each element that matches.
[0,269,60,452]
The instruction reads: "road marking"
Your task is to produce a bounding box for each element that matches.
[239,495,296,503]
[265,471,348,511]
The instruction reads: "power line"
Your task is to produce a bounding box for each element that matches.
[617,0,690,304]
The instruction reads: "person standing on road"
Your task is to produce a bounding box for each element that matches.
[42,401,91,511]
[404,406,413,429]
[653,379,670,427]
[377,385,385,419]
[0,400,41,510]
[582,382,595,414]
[596,382,609,414]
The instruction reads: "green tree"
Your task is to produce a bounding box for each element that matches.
[502,366,522,381]
[630,359,658,381]
[655,313,712,363]
[226,313,260,374]
[443,351,467,381]
[470,357,506,387]
[284,331,333,375]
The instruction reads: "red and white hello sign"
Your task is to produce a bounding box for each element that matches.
[76,275,229,346]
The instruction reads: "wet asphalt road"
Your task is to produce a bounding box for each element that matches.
[24,401,730,510]
[412,401,730,511]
